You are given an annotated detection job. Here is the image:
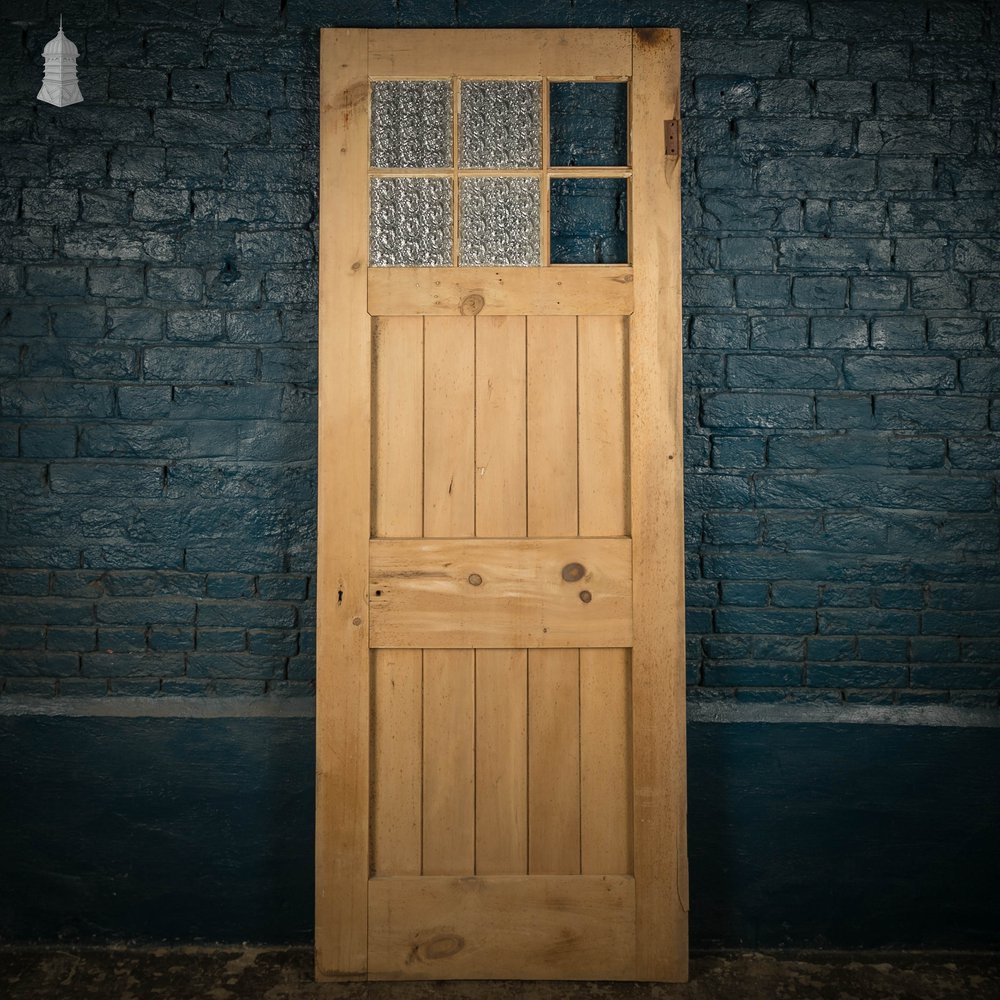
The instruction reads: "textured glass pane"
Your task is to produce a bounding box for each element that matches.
[460,177,540,266]
[550,178,628,264]
[370,177,453,267]
[460,80,541,169]
[550,82,628,167]
[370,80,452,168]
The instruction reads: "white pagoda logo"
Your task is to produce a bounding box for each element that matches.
[37,18,83,108]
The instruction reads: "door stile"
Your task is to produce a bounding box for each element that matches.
[629,28,688,981]
[316,27,372,980]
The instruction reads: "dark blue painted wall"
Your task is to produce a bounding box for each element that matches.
[1,0,998,950]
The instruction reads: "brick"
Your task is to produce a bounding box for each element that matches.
[155,109,268,145]
[791,41,849,76]
[768,433,944,470]
[0,225,54,262]
[684,275,734,308]
[21,188,79,224]
[779,238,891,272]
[792,276,847,309]
[727,354,839,390]
[719,582,769,606]
[928,318,986,351]
[808,665,907,687]
[960,358,1000,394]
[88,265,145,300]
[78,184,128,221]
[711,436,767,470]
[911,666,1000,689]
[236,229,314,265]
[690,315,749,350]
[61,226,175,263]
[891,198,997,234]
[142,346,256,383]
[735,275,790,308]
[876,82,930,116]
[972,278,1000,311]
[737,118,852,154]
[815,81,873,116]
[702,392,813,430]
[166,310,225,343]
[696,157,753,192]
[19,425,76,459]
[893,239,950,271]
[758,155,876,195]
[51,306,106,340]
[25,265,86,298]
[230,70,286,108]
[148,266,204,302]
[850,276,907,311]
[878,159,934,192]
[948,436,1000,471]
[756,79,811,115]
[694,76,758,114]
[704,663,804,687]
[170,70,227,103]
[110,147,166,183]
[107,308,165,342]
[858,121,974,155]
[812,1,928,39]
[871,317,926,351]
[750,316,808,350]
[133,188,191,223]
[844,356,956,391]
[875,394,987,433]
[716,608,816,634]
[851,44,911,78]
[109,68,169,103]
[719,237,776,269]
[811,317,868,349]
[1,382,115,418]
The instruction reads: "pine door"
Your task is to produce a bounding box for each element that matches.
[316,28,686,982]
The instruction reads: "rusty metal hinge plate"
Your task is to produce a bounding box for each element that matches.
[665,118,681,157]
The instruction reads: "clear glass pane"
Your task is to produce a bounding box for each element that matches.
[370,177,453,267]
[549,82,628,167]
[370,80,453,169]
[460,177,540,266]
[460,80,541,169]
[550,178,628,264]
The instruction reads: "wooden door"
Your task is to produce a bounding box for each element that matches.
[316,28,686,982]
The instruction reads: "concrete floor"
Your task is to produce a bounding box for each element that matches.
[1,948,998,1000]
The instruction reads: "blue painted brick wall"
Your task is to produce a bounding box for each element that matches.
[1,1,998,707]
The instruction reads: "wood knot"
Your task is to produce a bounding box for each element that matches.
[561,562,585,583]
[351,616,362,626]
[420,934,465,961]
[579,590,592,604]
[467,573,483,586]
[460,293,485,316]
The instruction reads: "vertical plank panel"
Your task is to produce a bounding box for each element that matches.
[423,315,475,876]
[372,316,423,538]
[578,315,628,537]
[631,27,689,981]
[315,27,370,979]
[526,316,578,537]
[526,315,580,876]
[580,648,632,873]
[423,316,475,538]
[527,647,581,874]
[475,315,527,539]
[371,318,424,877]
[474,314,528,875]
[475,648,528,874]
[578,314,632,875]
[372,650,422,875]
[422,649,475,875]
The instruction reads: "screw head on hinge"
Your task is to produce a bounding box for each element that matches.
[665,119,681,157]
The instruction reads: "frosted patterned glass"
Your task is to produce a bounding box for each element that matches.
[460,80,541,169]
[370,177,453,267]
[370,80,453,169]
[460,177,539,267]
